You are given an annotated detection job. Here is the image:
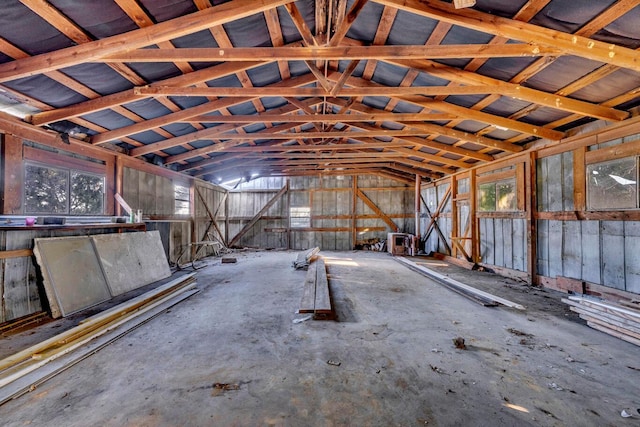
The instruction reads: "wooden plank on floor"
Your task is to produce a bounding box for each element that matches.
[314,258,331,314]
[587,321,640,347]
[299,260,317,313]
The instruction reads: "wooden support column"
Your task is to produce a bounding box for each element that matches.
[526,151,538,284]
[351,175,358,249]
[450,175,458,259]
[114,155,124,216]
[286,178,291,250]
[415,174,421,239]
[1,134,23,214]
[470,169,479,263]
[573,146,587,211]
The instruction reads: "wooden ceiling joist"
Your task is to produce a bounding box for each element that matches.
[102,44,560,63]
[371,0,640,73]
[0,0,293,83]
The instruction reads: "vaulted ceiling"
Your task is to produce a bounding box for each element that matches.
[0,0,639,184]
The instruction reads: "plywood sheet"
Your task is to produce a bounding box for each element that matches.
[91,231,171,296]
[33,236,111,318]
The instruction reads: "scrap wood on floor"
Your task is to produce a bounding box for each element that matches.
[297,254,334,320]
[395,256,525,310]
[562,295,640,347]
[292,247,320,270]
[0,274,198,406]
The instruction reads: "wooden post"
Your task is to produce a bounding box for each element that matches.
[1,134,23,214]
[526,151,538,284]
[415,174,421,239]
[470,169,479,263]
[114,156,124,216]
[573,146,586,211]
[352,175,358,249]
[286,178,291,250]
[450,175,458,259]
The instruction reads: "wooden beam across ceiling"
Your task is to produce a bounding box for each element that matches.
[371,0,640,73]
[0,0,293,83]
[101,44,560,62]
[134,85,512,97]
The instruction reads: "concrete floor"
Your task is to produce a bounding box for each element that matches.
[1,250,639,426]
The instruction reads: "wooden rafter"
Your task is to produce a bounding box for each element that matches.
[0,0,293,82]
[371,0,640,73]
[101,44,560,62]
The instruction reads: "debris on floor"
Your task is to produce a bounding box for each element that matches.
[327,359,341,366]
[292,315,312,324]
[211,383,240,397]
[221,257,237,264]
[453,337,466,350]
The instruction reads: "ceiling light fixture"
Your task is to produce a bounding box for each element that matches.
[453,0,476,8]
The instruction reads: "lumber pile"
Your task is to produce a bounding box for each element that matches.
[562,295,640,347]
[298,257,333,319]
[396,257,525,310]
[0,274,198,405]
[292,247,320,270]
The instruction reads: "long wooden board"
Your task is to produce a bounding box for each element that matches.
[314,259,332,315]
[299,261,317,314]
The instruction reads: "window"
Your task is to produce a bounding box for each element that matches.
[290,207,310,228]
[587,156,638,210]
[24,163,105,215]
[174,183,190,215]
[478,179,517,212]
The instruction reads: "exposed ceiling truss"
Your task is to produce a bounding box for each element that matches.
[0,0,638,183]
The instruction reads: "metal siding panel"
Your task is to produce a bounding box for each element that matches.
[536,158,548,212]
[494,219,504,267]
[601,221,625,290]
[503,219,513,269]
[536,220,549,277]
[512,219,525,272]
[546,155,563,212]
[580,220,601,284]
[484,218,495,265]
[624,221,640,293]
[548,221,563,277]
[562,220,582,280]
[562,151,574,211]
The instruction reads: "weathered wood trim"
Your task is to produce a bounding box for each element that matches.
[584,137,640,165]
[23,145,106,175]
[0,249,33,259]
[356,188,399,231]
[573,146,587,212]
[476,211,527,219]
[476,168,516,184]
[1,134,23,214]
[535,210,640,221]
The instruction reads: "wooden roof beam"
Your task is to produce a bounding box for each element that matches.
[102,44,560,62]
[135,85,510,98]
[0,0,292,83]
[332,74,562,141]
[371,0,640,73]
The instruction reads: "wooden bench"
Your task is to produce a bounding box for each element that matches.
[299,258,333,319]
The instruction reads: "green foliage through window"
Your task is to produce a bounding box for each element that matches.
[478,179,517,212]
[24,163,104,215]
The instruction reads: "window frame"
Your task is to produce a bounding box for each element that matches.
[586,155,639,211]
[24,160,106,216]
[290,206,311,228]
